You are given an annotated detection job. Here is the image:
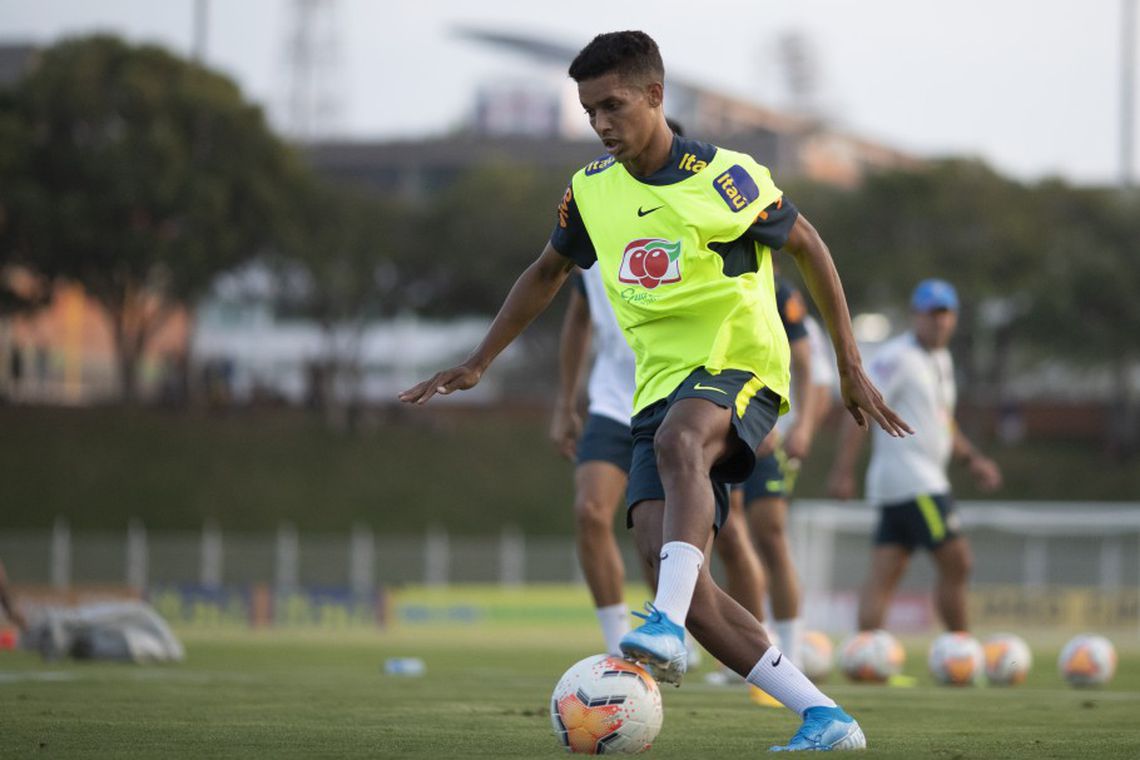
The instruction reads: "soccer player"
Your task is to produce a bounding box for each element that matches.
[725,279,816,671]
[401,31,911,750]
[551,119,765,664]
[549,264,643,656]
[0,558,27,634]
[828,279,1002,633]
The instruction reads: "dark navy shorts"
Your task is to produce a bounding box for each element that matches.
[874,493,960,552]
[576,413,633,473]
[734,450,787,503]
[626,367,782,532]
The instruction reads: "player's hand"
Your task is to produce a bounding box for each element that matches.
[398,363,483,405]
[839,365,913,437]
[10,608,27,633]
[969,455,1002,492]
[827,467,856,501]
[549,404,582,462]
[783,421,812,461]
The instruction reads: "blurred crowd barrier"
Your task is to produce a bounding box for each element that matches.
[2,501,1138,633]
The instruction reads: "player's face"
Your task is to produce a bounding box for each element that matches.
[913,308,957,349]
[578,72,661,162]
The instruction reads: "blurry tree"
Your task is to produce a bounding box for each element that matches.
[0,89,51,315]
[415,163,568,317]
[0,35,300,402]
[1018,185,1140,457]
[274,179,415,427]
[789,160,1040,394]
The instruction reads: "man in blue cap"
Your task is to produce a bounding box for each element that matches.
[828,279,1002,633]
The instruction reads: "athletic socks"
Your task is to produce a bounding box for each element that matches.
[746,646,836,716]
[596,603,631,656]
[772,618,803,668]
[651,541,704,625]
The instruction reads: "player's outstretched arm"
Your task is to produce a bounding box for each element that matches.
[399,244,576,406]
[781,214,912,438]
[550,285,592,461]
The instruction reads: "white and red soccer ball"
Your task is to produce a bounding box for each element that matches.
[928,632,985,686]
[839,629,906,683]
[983,633,1033,686]
[1058,634,1117,687]
[551,654,663,754]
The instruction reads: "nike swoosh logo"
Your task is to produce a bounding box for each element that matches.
[693,383,728,395]
[772,653,782,667]
[637,205,663,217]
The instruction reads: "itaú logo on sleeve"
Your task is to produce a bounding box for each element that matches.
[617,238,682,290]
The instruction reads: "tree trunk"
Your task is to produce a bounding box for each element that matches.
[114,329,142,405]
[1108,353,1138,461]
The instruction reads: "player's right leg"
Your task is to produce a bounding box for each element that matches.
[857,545,910,631]
[745,449,804,666]
[715,488,767,622]
[574,460,630,654]
[931,537,973,631]
[573,413,636,655]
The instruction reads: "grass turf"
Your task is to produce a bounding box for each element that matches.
[2,622,1138,759]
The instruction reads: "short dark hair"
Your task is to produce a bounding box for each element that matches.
[568,31,664,86]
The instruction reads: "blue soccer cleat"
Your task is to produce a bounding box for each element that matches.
[619,603,688,686]
[769,705,867,752]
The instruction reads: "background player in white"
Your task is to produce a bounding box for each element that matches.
[828,279,1002,632]
[549,264,643,656]
[724,288,841,681]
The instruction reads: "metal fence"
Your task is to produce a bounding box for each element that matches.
[4,501,1139,596]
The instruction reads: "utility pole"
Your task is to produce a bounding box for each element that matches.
[1122,0,1136,188]
[192,0,209,62]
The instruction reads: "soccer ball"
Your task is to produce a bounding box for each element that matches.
[838,629,905,683]
[800,630,834,683]
[550,654,663,754]
[983,633,1032,686]
[928,632,984,686]
[1058,634,1117,687]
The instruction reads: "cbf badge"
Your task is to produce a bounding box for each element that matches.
[618,238,682,289]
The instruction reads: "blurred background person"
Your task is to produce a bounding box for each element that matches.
[828,279,1002,633]
[0,558,28,636]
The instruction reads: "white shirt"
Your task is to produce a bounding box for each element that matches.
[864,332,956,505]
[775,315,837,436]
[580,266,636,426]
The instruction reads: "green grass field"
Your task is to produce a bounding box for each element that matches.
[3,617,1138,759]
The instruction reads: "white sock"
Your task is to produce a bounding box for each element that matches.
[651,541,704,625]
[746,646,836,716]
[772,618,803,668]
[596,603,630,656]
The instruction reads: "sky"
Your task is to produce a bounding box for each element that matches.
[1,0,1134,185]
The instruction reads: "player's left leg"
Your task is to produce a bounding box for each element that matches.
[630,500,865,751]
[931,536,973,631]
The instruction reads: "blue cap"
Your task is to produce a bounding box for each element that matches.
[911,279,959,312]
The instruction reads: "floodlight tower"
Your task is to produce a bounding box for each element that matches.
[283,0,343,142]
[1122,0,1137,188]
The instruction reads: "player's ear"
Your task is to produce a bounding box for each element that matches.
[645,81,664,108]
